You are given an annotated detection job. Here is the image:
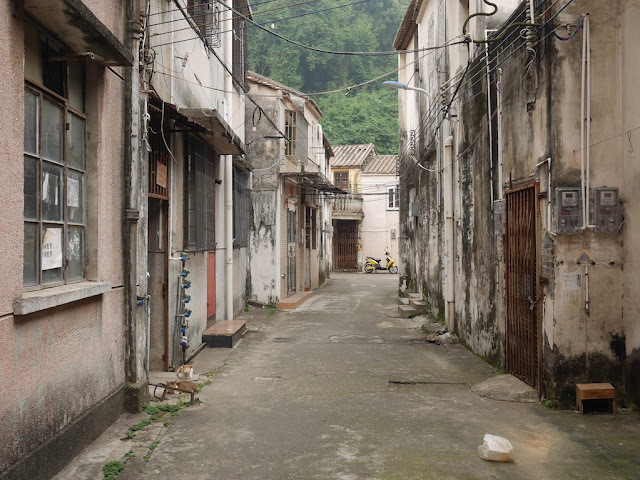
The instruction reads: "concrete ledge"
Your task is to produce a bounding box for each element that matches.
[13,281,112,315]
[276,290,315,310]
[1,386,125,480]
[398,297,410,305]
[410,300,428,314]
[203,320,247,348]
[398,305,417,318]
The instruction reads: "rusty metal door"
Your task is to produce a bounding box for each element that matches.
[333,220,358,271]
[505,185,539,389]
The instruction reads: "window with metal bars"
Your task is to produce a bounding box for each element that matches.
[232,0,248,88]
[184,134,216,251]
[233,166,251,248]
[285,109,296,156]
[187,0,221,47]
[387,186,399,209]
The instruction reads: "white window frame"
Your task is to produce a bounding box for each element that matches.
[387,186,399,210]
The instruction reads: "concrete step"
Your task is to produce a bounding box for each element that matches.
[410,300,428,314]
[276,290,315,310]
[203,320,247,348]
[398,305,417,318]
[406,292,422,301]
[398,297,410,306]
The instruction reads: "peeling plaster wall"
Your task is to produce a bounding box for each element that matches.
[397,0,638,405]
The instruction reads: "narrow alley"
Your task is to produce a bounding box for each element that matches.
[59,273,639,480]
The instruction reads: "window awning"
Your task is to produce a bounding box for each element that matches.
[178,108,245,156]
[24,0,133,66]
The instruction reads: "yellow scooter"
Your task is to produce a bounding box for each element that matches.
[364,251,398,274]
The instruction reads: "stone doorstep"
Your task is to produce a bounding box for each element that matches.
[410,300,428,313]
[202,320,247,348]
[398,297,410,305]
[276,290,315,310]
[406,292,422,301]
[398,305,417,318]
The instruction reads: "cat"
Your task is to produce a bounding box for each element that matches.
[177,364,193,379]
[166,380,198,393]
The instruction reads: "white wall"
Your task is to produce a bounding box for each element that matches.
[361,173,401,271]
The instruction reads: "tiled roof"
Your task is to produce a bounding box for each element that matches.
[363,155,398,175]
[393,0,422,50]
[330,144,376,167]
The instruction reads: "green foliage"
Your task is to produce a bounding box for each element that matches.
[149,441,159,451]
[124,451,135,460]
[103,461,125,479]
[247,0,408,154]
[130,419,152,431]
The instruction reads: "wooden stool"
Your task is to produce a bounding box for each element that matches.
[576,383,616,414]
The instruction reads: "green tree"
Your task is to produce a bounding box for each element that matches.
[247,0,408,154]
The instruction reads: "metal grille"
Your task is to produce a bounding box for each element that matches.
[427,15,435,93]
[184,134,215,251]
[333,220,358,271]
[149,106,169,200]
[232,0,247,88]
[437,0,445,61]
[505,186,538,388]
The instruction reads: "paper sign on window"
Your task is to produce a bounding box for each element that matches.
[68,177,80,208]
[42,228,63,270]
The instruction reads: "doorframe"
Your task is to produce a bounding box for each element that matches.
[504,178,542,394]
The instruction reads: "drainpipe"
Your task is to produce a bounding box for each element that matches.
[496,68,504,200]
[124,0,146,410]
[224,1,234,321]
[443,120,455,329]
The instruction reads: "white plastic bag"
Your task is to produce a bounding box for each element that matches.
[477,434,514,462]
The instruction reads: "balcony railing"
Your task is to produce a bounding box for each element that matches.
[333,193,363,218]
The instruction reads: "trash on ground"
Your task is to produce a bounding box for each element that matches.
[478,434,514,462]
[425,332,459,345]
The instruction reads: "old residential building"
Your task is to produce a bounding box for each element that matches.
[393,0,639,407]
[361,155,401,270]
[245,72,336,306]
[1,0,251,477]
[1,1,135,477]
[330,144,375,271]
[143,0,249,368]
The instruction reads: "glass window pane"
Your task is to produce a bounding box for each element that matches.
[23,223,38,286]
[68,62,84,113]
[41,226,63,284]
[42,163,63,221]
[67,226,84,280]
[42,99,63,163]
[67,170,84,223]
[24,89,39,155]
[67,114,85,170]
[24,156,39,220]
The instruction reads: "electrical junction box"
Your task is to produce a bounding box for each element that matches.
[493,199,505,236]
[594,187,619,233]
[556,187,582,234]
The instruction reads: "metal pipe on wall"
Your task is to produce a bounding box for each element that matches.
[443,118,455,328]
[224,1,234,322]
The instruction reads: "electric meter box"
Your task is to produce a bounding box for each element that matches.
[556,187,582,234]
[594,187,619,233]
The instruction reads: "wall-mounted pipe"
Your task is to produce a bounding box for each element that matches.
[443,120,455,328]
[580,15,594,229]
[497,68,504,200]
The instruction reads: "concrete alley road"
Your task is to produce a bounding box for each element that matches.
[134,273,639,480]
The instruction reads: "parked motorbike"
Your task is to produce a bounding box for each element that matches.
[364,251,398,274]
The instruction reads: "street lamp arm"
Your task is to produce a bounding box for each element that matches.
[383,81,431,105]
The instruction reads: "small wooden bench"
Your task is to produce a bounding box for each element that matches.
[576,383,616,414]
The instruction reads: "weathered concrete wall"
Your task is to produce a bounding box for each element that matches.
[0,1,130,473]
[620,0,640,408]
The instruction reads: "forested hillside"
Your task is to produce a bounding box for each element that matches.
[247,0,409,154]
